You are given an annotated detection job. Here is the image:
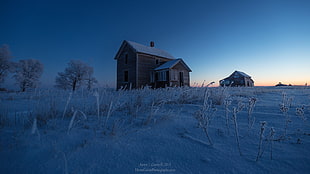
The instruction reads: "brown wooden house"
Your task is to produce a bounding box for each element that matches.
[114,40,191,89]
[219,71,254,87]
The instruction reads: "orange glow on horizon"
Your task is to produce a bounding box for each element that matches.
[191,80,308,87]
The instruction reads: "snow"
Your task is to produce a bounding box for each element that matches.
[235,71,251,77]
[154,59,181,70]
[0,86,310,173]
[126,40,175,59]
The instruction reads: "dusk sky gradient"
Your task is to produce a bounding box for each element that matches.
[1,0,309,88]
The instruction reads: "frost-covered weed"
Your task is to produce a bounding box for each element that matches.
[33,96,59,126]
[97,89,119,117]
[269,127,275,160]
[31,118,40,140]
[67,109,87,135]
[54,151,69,174]
[1,89,63,127]
[280,92,291,113]
[144,101,160,125]
[253,123,276,161]
[123,91,143,119]
[247,97,257,132]
[62,92,73,120]
[104,101,113,128]
[280,92,292,138]
[93,90,100,120]
[2,85,310,171]
[224,98,232,134]
[110,117,127,136]
[256,121,266,161]
[210,87,228,105]
[295,105,306,121]
[232,102,244,156]
[194,88,217,146]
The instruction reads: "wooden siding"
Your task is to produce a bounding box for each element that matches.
[115,41,191,89]
[116,43,137,89]
[137,53,172,88]
[170,63,190,86]
[244,77,254,87]
[220,74,254,87]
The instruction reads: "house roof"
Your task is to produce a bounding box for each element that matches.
[154,58,192,72]
[126,40,175,59]
[114,40,175,59]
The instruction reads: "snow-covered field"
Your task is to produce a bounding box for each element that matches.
[0,86,309,174]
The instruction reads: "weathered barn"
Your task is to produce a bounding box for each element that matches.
[114,40,192,89]
[219,71,254,87]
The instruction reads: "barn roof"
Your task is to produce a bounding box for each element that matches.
[234,71,251,77]
[220,70,252,81]
[114,40,175,60]
[154,58,192,72]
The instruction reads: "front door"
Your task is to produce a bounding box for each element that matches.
[179,72,184,86]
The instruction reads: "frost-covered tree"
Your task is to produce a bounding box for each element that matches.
[0,44,13,84]
[55,60,97,91]
[85,70,98,90]
[86,77,98,90]
[13,59,44,92]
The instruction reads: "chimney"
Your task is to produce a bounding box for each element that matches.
[150,41,154,47]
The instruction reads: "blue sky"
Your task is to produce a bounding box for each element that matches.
[1,0,309,87]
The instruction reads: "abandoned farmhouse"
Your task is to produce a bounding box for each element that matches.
[114,40,192,89]
[114,40,255,88]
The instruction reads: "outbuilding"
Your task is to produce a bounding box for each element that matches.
[219,71,254,87]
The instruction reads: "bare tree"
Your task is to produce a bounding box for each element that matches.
[55,60,97,91]
[0,44,13,84]
[13,59,44,92]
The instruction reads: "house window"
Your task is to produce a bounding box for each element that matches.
[124,71,128,82]
[171,70,177,81]
[125,54,128,64]
[155,59,159,65]
[157,71,168,81]
[150,72,154,83]
[160,72,165,81]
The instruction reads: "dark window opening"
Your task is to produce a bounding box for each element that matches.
[156,59,159,65]
[124,71,128,82]
[155,72,159,81]
[179,72,184,86]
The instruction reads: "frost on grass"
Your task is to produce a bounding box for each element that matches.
[0,86,310,173]
[194,88,217,146]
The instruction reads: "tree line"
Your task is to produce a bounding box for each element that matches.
[0,44,97,92]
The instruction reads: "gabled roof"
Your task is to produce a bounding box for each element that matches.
[234,71,251,78]
[154,58,192,72]
[114,40,175,59]
[221,70,252,81]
